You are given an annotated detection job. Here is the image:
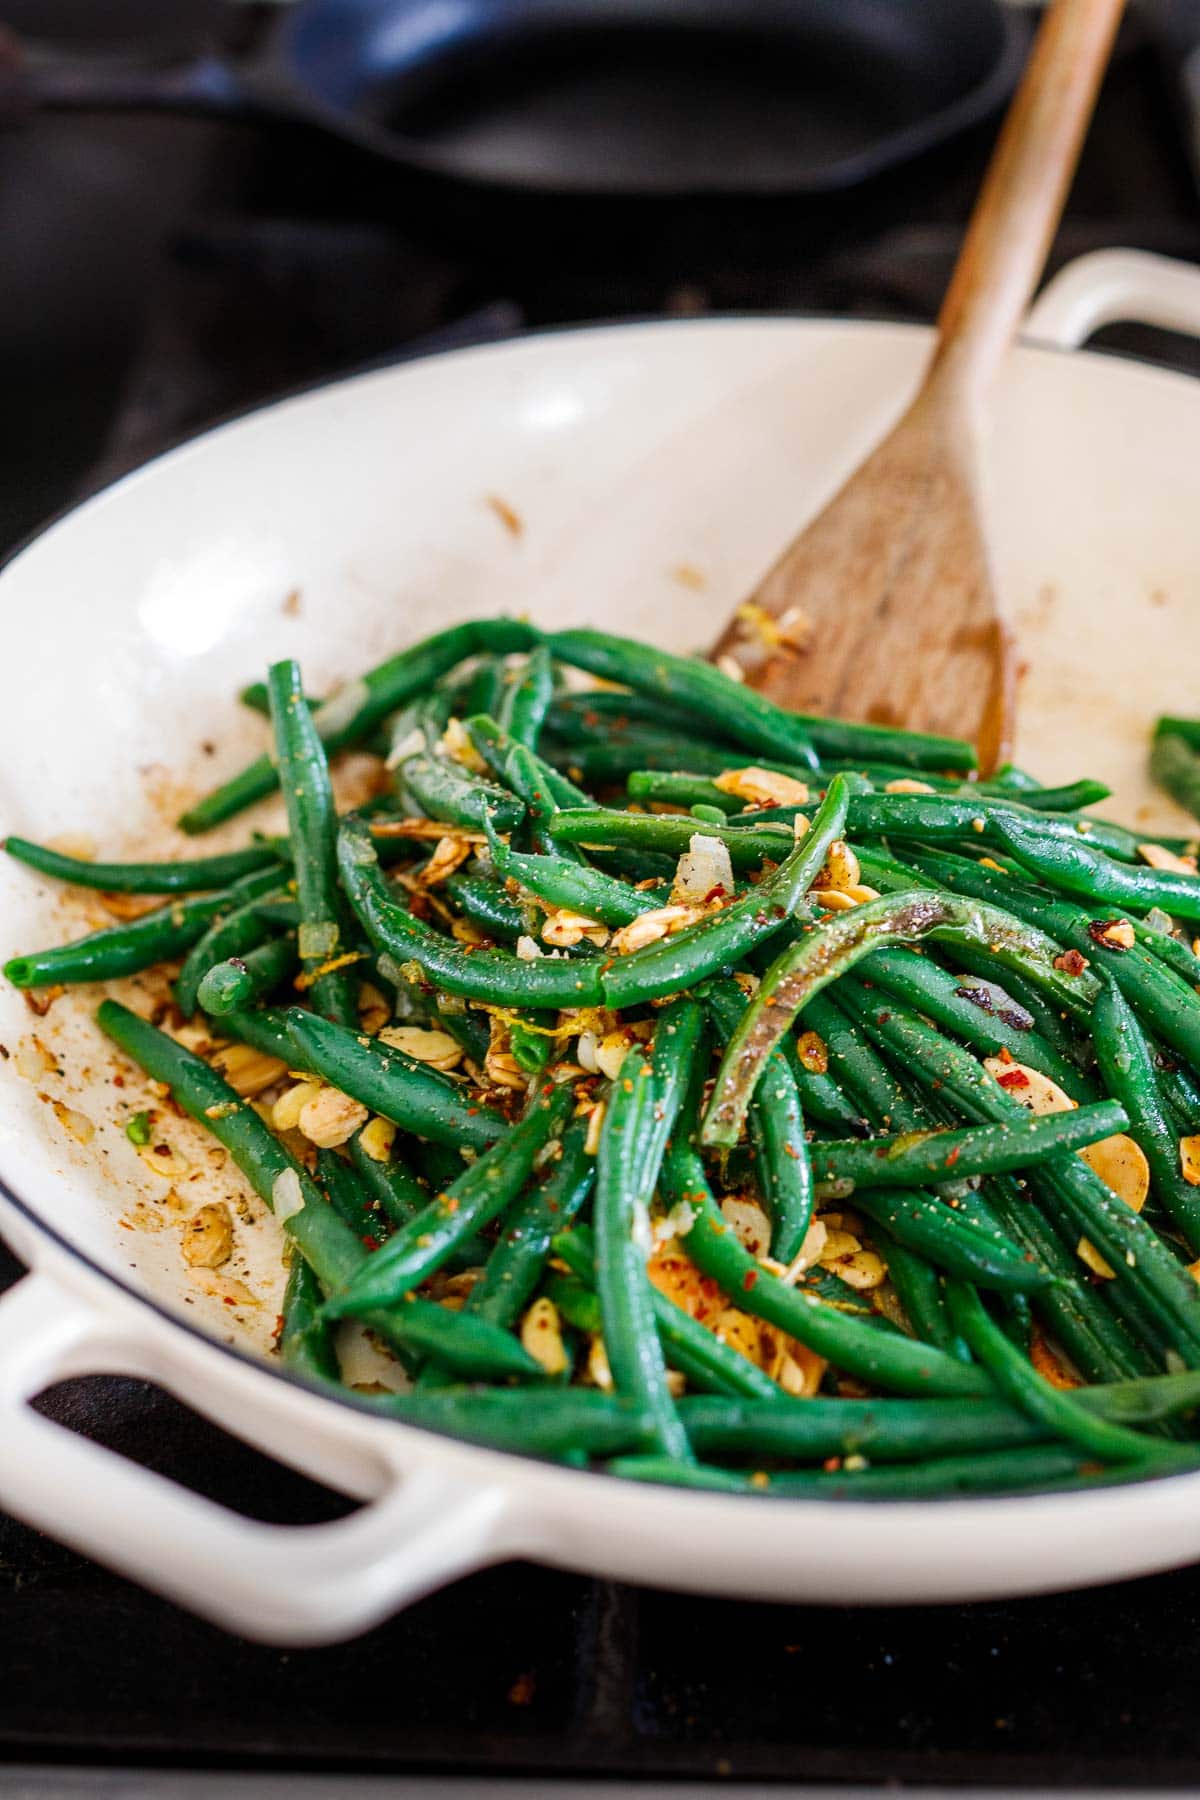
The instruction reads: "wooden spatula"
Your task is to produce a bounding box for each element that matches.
[711,0,1124,773]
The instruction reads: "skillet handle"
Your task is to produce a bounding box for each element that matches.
[0,1269,512,1644]
[1024,248,1200,349]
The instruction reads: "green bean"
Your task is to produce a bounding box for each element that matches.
[705,977,813,1261]
[464,714,591,810]
[663,1135,994,1398]
[279,1257,340,1384]
[704,888,1096,1147]
[602,775,850,1009]
[5,866,282,989]
[803,991,930,1132]
[464,1119,595,1329]
[547,627,974,772]
[496,644,555,748]
[866,946,1088,1099]
[845,1187,1055,1291]
[1151,729,1200,822]
[322,1078,573,1318]
[812,1103,1126,1197]
[834,989,1149,1383]
[549,731,811,786]
[626,771,745,813]
[873,1228,972,1360]
[267,659,357,1027]
[552,1225,785,1402]
[905,847,1200,1074]
[348,1127,428,1227]
[991,808,1200,921]
[96,1000,364,1291]
[283,1008,506,1150]
[1091,984,1200,1253]
[197,933,299,1015]
[678,1369,1200,1462]
[845,988,1200,1365]
[359,1386,654,1459]
[944,1281,1191,1469]
[396,754,525,834]
[483,819,657,929]
[842,790,1139,861]
[175,891,283,1018]
[548,686,727,743]
[607,1445,1137,1498]
[980,778,1112,813]
[315,1147,382,1241]
[180,619,536,834]
[550,804,793,866]
[439,870,526,942]
[3,835,281,894]
[339,814,604,1008]
[594,999,703,1459]
[372,1297,541,1380]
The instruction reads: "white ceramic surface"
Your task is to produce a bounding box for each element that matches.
[2,250,1200,1643]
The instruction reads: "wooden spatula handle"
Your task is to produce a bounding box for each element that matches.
[931,0,1124,409]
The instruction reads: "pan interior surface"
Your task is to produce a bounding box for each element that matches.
[282,0,1019,192]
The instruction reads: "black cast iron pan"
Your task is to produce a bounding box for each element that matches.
[2,0,1027,247]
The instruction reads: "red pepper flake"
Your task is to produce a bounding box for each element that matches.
[822,1456,842,1473]
[1053,947,1089,976]
[223,1296,237,1307]
[945,1145,961,1167]
[875,1011,891,1026]
[996,1045,1014,1064]
[742,1269,758,1291]
[997,1068,1030,1089]
[361,1235,381,1252]
[702,885,727,904]
[508,1672,536,1706]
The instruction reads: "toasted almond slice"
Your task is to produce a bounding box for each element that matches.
[713,766,809,807]
[1139,842,1198,874]
[1077,1236,1116,1280]
[297,1085,369,1148]
[610,904,703,955]
[1029,1327,1082,1389]
[983,1057,1075,1117]
[212,1042,288,1098]
[822,839,861,892]
[715,654,745,683]
[542,906,609,949]
[379,1025,464,1073]
[520,1296,568,1376]
[1079,1133,1150,1212]
[713,1305,763,1363]
[587,1334,613,1390]
[583,1099,606,1156]
[358,1115,396,1163]
[796,1030,829,1075]
[884,777,936,795]
[50,1099,94,1145]
[356,981,391,1036]
[419,834,472,887]
[720,1196,772,1258]
[1181,1135,1200,1186]
[810,888,861,912]
[440,715,488,773]
[181,1201,234,1270]
[595,1030,635,1081]
[272,1080,323,1133]
[766,1332,827,1396]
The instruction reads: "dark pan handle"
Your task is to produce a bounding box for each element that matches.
[0,30,290,128]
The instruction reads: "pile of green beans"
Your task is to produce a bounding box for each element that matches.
[11,617,1200,1499]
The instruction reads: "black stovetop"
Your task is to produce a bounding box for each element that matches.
[6,3,1200,1784]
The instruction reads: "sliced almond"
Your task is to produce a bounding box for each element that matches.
[297,1085,369,1148]
[713,766,809,807]
[542,906,609,949]
[796,1030,829,1075]
[520,1296,568,1376]
[821,839,861,892]
[379,1025,464,1073]
[720,1195,772,1258]
[583,1099,606,1156]
[272,1080,323,1133]
[587,1335,613,1390]
[211,1042,288,1098]
[440,715,488,773]
[50,1099,93,1145]
[983,1055,1149,1210]
[884,778,935,795]
[1181,1135,1200,1186]
[610,904,703,955]
[356,981,391,1036]
[811,887,865,912]
[713,1305,763,1363]
[1139,842,1198,874]
[418,834,472,887]
[358,1115,396,1163]
[832,1249,888,1291]
[181,1201,234,1270]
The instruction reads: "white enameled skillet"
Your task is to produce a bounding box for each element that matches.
[2,250,1200,1644]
